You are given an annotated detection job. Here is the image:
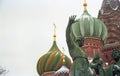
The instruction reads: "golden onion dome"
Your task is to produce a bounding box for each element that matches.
[37,24,72,75]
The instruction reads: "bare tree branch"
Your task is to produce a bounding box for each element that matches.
[0,66,6,75]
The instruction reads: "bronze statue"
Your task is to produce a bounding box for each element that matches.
[66,15,120,76]
[91,49,120,76]
[90,53,104,76]
[104,49,120,76]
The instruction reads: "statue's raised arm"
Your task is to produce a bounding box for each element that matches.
[66,15,86,59]
[66,15,76,51]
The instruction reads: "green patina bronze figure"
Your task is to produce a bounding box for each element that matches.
[105,49,120,76]
[91,49,120,76]
[66,1,120,76]
[66,1,107,76]
[66,19,120,76]
[112,49,120,76]
[90,53,105,76]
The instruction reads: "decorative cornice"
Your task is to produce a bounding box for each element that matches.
[98,10,120,19]
[103,42,120,50]
[42,71,55,75]
[84,36,102,41]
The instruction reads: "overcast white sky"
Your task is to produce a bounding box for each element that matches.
[0,0,103,76]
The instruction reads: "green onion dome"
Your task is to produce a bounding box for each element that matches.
[71,10,107,42]
[37,25,72,76]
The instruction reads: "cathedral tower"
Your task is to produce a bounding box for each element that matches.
[98,0,120,65]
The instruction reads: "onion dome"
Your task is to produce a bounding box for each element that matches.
[71,0,107,42]
[37,24,72,76]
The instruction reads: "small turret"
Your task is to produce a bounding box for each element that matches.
[98,0,120,65]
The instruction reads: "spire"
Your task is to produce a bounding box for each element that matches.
[83,0,87,10]
[100,0,120,14]
[53,23,56,41]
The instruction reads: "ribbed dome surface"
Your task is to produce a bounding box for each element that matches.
[37,41,72,75]
[71,10,107,42]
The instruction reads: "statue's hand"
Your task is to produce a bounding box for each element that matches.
[69,15,76,25]
[75,38,84,47]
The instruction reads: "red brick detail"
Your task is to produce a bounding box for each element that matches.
[82,37,103,59]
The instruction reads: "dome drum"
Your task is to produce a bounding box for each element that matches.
[82,36,104,59]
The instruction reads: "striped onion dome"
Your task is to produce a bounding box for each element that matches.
[37,41,72,75]
[71,3,107,42]
[37,25,72,75]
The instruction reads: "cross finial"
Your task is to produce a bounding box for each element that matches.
[83,0,87,10]
[53,23,56,41]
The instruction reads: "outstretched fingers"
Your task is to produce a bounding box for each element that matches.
[69,15,76,24]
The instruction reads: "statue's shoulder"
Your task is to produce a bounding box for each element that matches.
[73,19,81,24]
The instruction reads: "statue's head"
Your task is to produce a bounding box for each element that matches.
[75,37,84,47]
[112,49,120,62]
